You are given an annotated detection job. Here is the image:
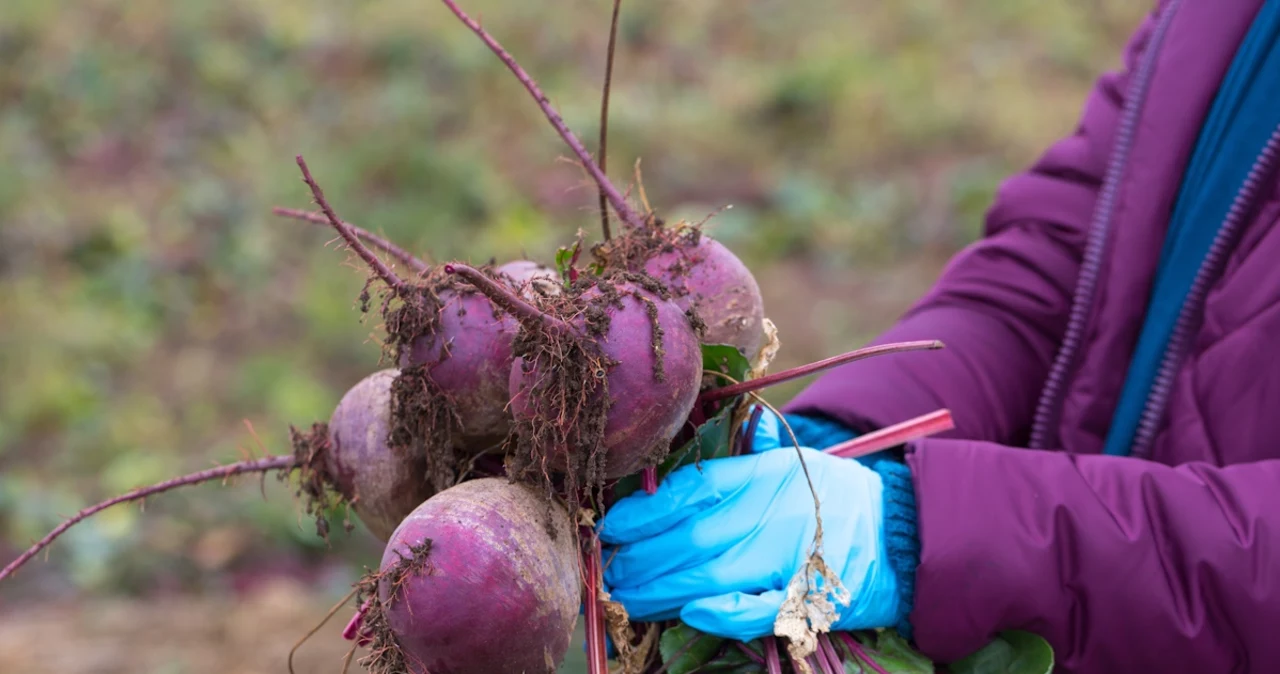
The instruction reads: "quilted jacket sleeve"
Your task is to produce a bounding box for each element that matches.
[902,439,1280,672]
[784,3,1166,446]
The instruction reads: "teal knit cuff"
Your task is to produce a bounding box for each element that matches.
[873,457,920,641]
[784,413,860,449]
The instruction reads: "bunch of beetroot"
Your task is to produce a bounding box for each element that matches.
[274,151,788,673]
[0,1,981,673]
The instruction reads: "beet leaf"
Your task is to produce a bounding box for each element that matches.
[946,631,1053,674]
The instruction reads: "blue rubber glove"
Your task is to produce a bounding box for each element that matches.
[745,406,895,469]
[747,407,857,452]
[599,447,905,641]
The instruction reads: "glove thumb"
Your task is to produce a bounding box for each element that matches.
[678,589,787,642]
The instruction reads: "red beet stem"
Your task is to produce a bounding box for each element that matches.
[817,634,843,673]
[764,636,783,674]
[0,455,295,583]
[582,533,609,674]
[837,633,890,674]
[699,340,945,403]
[596,0,624,241]
[436,0,647,231]
[734,641,767,666]
[824,409,954,459]
[641,466,658,494]
[568,239,583,283]
[341,599,373,646]
[272,207,428,274]
[738,404,765,456]
[443,263,570,334]
[294,155,404,289]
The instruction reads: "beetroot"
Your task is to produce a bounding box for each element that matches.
[396,278,520,453]
[445,264,703,482]
[498,259,563,302]
[281,164,528,471]
[321,369,433,542]
[365,477,579,674]
[595,223,767,359]
[509,281,703,478]
[643,233,766,358]
[496,259,559,285]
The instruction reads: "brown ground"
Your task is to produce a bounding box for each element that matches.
[0,578,372,674]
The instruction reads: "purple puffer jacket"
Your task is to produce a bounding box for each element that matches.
[785,1,1280,672]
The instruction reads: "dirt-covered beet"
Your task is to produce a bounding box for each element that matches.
[323,369,433,542]
[643,235,766,358]
[444,264,704,482]
[397,279,520,454]
[594,223,767,359]
[498,259,562,302]
[368,264,534,494]
[509,281,703,479]
[496,259,559,285]
[367,477,579,674]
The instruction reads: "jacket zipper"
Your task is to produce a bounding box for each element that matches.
[1128,125,1280,458]
[1028,0,1184,449]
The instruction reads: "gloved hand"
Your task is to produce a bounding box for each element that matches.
[747,406,858,452]
[599,447,905,641]
[745,406,896,469]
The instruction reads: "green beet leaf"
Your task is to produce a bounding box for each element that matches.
[659,622,725,674]
[865,629,935,673]
[837,630,933,673]
[554,244,575,286]
[702,342,753,385]
[947,631,1053,674]
[697,639,767,672]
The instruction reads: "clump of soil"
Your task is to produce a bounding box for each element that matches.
[285,422,352,541]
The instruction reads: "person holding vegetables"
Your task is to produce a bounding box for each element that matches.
[599,1,1280,671]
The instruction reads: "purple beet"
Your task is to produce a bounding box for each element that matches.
[398,282,521,451]
[498,259,563,302]
[324,369,433,542]
[496,259,559,285]
[593,223,766,359]
[445,264,703,480]
[371,477,579,674]
[291,187,523,457]
[642,233,766,359]
[510,282,703,478]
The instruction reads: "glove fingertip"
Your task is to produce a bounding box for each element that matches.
[679,591,785,643]
[598,460,733,544]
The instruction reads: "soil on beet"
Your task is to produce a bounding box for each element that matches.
[505,269,702,501]
[589,216,700,277]
[592,219,762,357]
[377,264,507,366]
[353,540,434,674]
[387,365,465,493]
[286,422,353,541]
[379,264,516,490]
[507,305,616,500]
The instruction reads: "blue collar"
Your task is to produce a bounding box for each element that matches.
[1102,0,1280,456]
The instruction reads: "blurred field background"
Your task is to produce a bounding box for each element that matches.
[0,0,1146,671]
